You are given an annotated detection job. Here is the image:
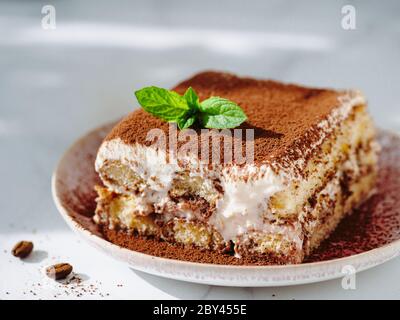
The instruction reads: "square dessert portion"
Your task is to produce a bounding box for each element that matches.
[94,71,378,264]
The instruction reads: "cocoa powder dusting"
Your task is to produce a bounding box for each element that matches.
[105,71,342,166]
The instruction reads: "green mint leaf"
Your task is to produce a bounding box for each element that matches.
[199,97,247,129]
[135,86,247,130]
[135,86,189,121]
[183,87,201,111]
[177,115,196,130]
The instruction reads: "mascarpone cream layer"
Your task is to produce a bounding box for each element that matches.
[95,91,365,244]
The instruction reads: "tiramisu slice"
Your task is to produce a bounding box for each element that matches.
[94,71,378,264]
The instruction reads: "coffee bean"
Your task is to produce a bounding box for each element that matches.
[46,263,73,280]
[12,241,33,258]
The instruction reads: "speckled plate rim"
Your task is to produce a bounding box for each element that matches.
[51,126,400,287]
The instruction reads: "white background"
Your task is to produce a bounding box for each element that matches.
[1,0,400,299]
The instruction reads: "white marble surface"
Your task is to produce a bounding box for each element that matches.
[1,0,400,299]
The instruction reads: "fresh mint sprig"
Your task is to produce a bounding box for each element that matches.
[134,86,247,130]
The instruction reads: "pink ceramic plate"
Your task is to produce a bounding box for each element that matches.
[52,123,400,286]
